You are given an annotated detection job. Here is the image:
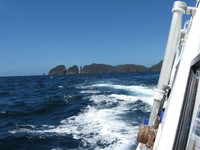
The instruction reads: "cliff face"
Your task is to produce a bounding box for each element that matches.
[48,61,162,75]
[48,65,79,75]
[48,65,67,75]
[66,65,79,74]
[81,64,150,74]
[81,64,114,74]
[115,64,149,72]
[81,61,162,74]
[149,60,163,71]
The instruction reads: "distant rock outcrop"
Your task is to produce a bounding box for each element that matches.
[66,65,79,74]
[48,61,162,75]
[48,65,67,75]
[81,61,162,74]
[81,64,150,74]
[149,60,163,71]
[115,64,149,72]
[81,64,114,74]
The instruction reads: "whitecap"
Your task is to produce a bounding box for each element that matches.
[92,83,154,97]
[9,103,138,149]
[110,94,154,106]
[8,83,154,149]
[80,90,101,94]
[58,86,64,88]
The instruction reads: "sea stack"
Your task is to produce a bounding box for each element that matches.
[66,65,79,74]
[48,65,67,75]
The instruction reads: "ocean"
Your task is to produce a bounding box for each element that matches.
[0,72,159,150]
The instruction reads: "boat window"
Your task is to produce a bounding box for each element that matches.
[173,56,200,150]
[187,100,200,150]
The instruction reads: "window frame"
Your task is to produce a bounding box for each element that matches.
[173,54,200,150]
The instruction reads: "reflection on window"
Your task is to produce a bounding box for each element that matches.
[187,103,200,149]
[173,68,199,149]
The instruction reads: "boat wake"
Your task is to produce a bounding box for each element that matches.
[9,83,154,150]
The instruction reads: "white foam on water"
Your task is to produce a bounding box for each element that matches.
[58,86,64,89]
[92,83,154,97]
[110,94,154,106]
[80,90,101,94]
[1,111,7,114]
[9,105,138,149]
[89,94,153,107]
[9,83,154,149]
[60,105,139,150]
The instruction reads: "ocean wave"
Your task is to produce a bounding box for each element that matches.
[9,104,137,150]
[8,92,152,150]
[2,72,159,150]
[92,83,154,97]
[80,90,101,94]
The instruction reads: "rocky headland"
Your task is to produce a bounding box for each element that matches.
[48,65,67,75]
[48,61,162,75]
[66,65,79,74]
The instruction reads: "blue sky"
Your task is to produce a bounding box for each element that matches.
[0,0,194,76]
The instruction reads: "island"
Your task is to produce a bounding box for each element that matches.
[48,61,162,75]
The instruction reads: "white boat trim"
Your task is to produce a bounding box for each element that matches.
[136,1,200,149]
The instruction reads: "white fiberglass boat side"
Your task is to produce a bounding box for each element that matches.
[154,1,200,149]
[136,1,200,150]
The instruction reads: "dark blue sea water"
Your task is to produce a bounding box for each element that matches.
[0,72,159,150]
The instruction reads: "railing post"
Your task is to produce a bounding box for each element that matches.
[148,1,186,127]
